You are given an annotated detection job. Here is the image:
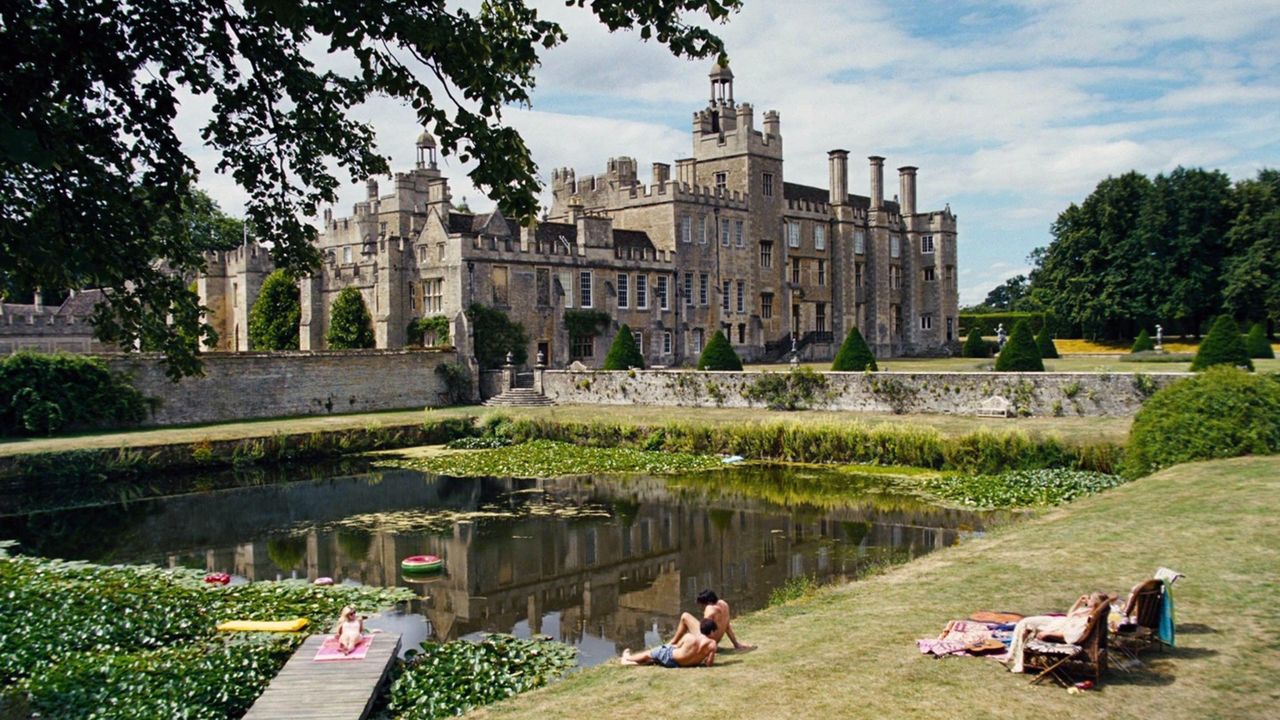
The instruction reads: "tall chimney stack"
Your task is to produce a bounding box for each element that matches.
[869,156,885,209]
[828,150,849,206]
[898,166,918,216]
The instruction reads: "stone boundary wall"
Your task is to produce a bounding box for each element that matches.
[541,370,1189,417]
[105,349,462,426]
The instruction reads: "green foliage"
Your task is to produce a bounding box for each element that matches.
[1,1,741,377]
[467,303,528,369]
[387,635,577,720]
[248,270,300,351]
[744,368,833,410]
[0,352,147,436]
[1191,315,1252,371]
[959,312,1047,337]
[697,330,742,371]
[1245,323,1275,359]
[768,576,818,607]
[1123,367,1280,478]
[961,328,990,358]
[0,553,411,718]
[919,469,1126,508]
[434,362,473,405]
[603,324,645,370]
[1131,329,1155,353]
[388,439,721,477]
[831,327,877,371]
[563,309,610,340]
[408,315,451,347]
[994,319,1044,372]
[326,287,375,349]
[982,274,1031,311]
[1035,323,1059,358]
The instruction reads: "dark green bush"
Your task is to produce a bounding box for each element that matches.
[744,367,832,410]
[1245,323,1275,359]
[1035,324,1059,359]
[1131,329,1155,353]
[831,327,877,371]
[1191,315,1252,371]
[1122,366,1280,478]
[603,324,645,369]
[959,312,1047,337]
[0,352,147,436]
[467,303,528,369]
[326,287,375,349]
[697,330,742,371]
[247,269,300,350]
[994,320,1044,372]
[961,328,989,358]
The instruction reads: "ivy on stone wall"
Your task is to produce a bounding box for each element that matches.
[564,310,610,341]
[408,315,451,347]
[467,303,528,369]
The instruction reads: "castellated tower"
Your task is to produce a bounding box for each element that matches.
[200,242,273,351]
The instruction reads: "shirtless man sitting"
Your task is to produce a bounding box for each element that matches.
[690,589,756,651]
[621,617,718,668]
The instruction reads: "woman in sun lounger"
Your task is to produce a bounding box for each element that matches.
[1006,591,1114,673]
[334,606,365,655]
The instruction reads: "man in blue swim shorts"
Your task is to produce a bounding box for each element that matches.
[621,617,718,668]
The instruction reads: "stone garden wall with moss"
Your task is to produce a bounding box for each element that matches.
[541,370,1188,417]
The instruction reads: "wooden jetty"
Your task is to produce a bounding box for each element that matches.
[244,633,402,720]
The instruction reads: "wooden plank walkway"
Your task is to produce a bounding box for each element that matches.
[244,633,401,720]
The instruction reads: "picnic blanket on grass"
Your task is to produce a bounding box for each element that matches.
[917,619,1013,660]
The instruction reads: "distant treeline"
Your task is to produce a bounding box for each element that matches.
[972,168,1278,339]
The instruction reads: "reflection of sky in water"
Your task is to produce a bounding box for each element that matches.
[2,465,1012,669]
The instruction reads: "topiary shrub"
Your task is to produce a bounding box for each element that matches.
[248,269,300,350]
[697,330,742,371]
[1035,324,1059,359]
[326,287,375,349]
[1191,315,1252,371]
[1245,323,1275,359]
[1122,366,1280,478]
[994,319,1044,372]
[961,328,989,358]
[603,324,645,370]
[0,352,148,436]
[1131,329,1155,353]
[831,327,877,371]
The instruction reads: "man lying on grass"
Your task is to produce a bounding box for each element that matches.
[622,616,718,668]
[693,589,757,652]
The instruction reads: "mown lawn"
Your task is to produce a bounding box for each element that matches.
[474,455,1280,720]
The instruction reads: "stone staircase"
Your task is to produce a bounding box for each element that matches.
[483,387,555,407]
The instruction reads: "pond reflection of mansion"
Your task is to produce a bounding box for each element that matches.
[173,473,985,652]
[199,62,958,364]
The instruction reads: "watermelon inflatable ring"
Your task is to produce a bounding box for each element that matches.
[204,572,231,586]
[401,555,443,574]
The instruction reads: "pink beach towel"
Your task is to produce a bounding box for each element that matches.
[313,635,374,661]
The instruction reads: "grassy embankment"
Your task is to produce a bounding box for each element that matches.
[476,455,1280,720]
[750,355,1280,373]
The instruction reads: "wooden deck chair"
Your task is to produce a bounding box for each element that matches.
[1023,602,1110,687]
[1113,579,1166,655]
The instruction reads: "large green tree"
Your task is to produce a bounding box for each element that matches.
[326,288,375,350]
[0,0,740,377]
[248,270,300,351]
[1222,169,1280,326]
[982,275,1029,311]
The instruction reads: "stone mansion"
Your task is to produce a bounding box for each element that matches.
[200,63,959,366]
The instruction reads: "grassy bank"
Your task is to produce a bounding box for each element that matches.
[476,455,1280,720]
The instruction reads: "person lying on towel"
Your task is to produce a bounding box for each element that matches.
[334,606,365,655]
[1006,591,1114,673]
[621,616,718,668]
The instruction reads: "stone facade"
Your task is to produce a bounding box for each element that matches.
[200,63,959,366]
[106,349,459,426]
[536,370,1185,417]
[0,290,113,353]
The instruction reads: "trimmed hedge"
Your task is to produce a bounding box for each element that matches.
[1191,315,1252,371]
[326,287,375,349]
[959,312,1048,337]
[1122,366,1280,478]
[961,328,990,358]
[1035,324,1059,359]
[831,327,877,371]
[697,330,742,371]
[1246,323,1275,359]
[1131,329,1155,353]
[0,352,147,436]
[994,319,1044,372]
[603,324,645,370]
[247,270,300,351]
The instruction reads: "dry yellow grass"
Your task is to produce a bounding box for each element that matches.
[1054,338,1203,354]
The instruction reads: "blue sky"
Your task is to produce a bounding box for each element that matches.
[181,0,1280,305]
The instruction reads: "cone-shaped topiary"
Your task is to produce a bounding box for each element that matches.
[1034,323,1059,359]
[248,270,300,351]
[603,324,646,369]
[326,287,375,349]
[697,330,742,371]
[961,328,989,358]
[831,327,877,371]
[1191,315,1252,371]
[1245,323,1275,359]
[994,319,1044,372]
[1131,328,1155,353]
